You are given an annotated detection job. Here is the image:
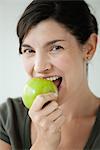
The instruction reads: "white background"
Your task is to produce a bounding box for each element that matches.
[0,0,100,103]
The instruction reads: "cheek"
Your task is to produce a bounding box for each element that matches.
[22,58,33,76]
[54,53,84,79]
[53,55,73,71]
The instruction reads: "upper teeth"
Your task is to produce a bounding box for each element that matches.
[46,76,60,81]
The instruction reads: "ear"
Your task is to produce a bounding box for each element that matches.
[82,33,98,61]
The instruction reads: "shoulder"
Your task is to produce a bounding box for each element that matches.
[0,97,27,120]
[0,97,28,132]
[0,97,29,147]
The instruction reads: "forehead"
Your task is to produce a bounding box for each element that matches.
[24,19,70,41]
[23,19,78,47]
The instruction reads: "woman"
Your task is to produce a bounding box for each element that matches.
[0,0,100,149]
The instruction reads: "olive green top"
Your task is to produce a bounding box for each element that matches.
[0,98,31,150]
[0,98,100,150]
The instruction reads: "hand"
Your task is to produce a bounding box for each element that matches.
[28,93,65,150]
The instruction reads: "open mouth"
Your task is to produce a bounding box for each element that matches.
[42,76,62,108]
[46,76,62,91]
[53,77,62,90]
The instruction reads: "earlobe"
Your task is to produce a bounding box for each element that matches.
[83,33,98,61]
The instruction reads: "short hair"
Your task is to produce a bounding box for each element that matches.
[17,0,98,54]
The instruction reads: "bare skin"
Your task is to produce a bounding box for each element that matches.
[30,94,100,150]
[0,140,11,150]
[23,19,99,150]
[0,19,99,150]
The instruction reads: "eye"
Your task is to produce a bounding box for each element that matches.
[22,48,35,57]
[23,49,35,53]
[51,45,64,53]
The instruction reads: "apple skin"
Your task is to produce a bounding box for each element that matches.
[22,78,58,109]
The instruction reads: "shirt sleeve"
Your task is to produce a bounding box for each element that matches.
[0,100,10,144]
[0,97,30,149]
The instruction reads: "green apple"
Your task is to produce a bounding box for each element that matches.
[22,78,58,109]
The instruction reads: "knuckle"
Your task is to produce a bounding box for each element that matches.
[57,108,63,115]
[28,110,42,123]
[49,124,57,133]
[52,101,58,108]
[40,118,49,130]
[33,113,42,123]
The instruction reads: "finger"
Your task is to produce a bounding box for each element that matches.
[39,117,50,131]
[40,101,58,116]
[30,92,58,111]
[47,108,63,122]
[28,101,58,123]
[48,115,65,134]
[54,115,65,131]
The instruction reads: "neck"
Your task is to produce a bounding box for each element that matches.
[60,84,99,121]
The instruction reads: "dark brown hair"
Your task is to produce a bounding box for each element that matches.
[17,0,98,54]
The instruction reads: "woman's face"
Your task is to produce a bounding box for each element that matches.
[21,19,86,104]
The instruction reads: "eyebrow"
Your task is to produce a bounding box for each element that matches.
[22,39,65,48]
[45,39,65,46]
[22,44,32,48]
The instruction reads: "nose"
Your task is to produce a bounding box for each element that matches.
[34,54,52,74]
